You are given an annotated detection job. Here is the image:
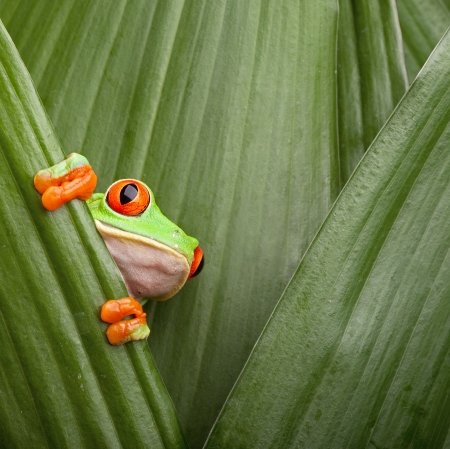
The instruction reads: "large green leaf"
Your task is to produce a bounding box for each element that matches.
[0,0,416,446]
[397,0,450,82]
[0,1,342,446]
[206,24,450,449]
[0,20,187,449]
[337,0,408,184]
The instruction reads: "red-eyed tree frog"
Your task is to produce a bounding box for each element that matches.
[34,153,204,345]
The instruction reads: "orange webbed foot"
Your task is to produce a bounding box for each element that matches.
[34,153,97,211]
[100,297,150,345]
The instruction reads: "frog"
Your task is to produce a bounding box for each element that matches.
[34,153,204,345]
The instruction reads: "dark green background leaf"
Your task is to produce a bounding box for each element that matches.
[338,0,408,184]
[207,25,450,449]
[397,0,450,82]
[0,20,187,449]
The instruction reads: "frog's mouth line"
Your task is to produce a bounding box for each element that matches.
[94,220,189,264]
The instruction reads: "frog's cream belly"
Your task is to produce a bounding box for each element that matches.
[94,220,190,301]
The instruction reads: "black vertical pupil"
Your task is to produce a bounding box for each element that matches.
[120,184,138,205]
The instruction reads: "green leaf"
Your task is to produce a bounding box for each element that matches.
[206,26,450,448]
[0,0,416,445]
[0,20,187,449]
[397,0,450,82]
[337,0,408,184]
[0,1,342,446]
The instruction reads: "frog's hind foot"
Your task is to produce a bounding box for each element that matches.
[100,298,150,345]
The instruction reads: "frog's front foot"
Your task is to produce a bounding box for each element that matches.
[34,153,97,211]
[100,297,150,345]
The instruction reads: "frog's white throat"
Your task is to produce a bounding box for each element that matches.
[94,219,190,301]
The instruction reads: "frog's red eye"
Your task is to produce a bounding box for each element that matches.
[189,246,204,279]
[107,180,150,216]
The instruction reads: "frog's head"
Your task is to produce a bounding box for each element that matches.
[87,179,204,300]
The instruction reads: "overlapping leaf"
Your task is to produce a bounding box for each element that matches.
[206,26,450,449]
[0,20,187,449]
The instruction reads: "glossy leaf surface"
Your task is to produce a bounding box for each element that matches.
[0,20,187,449]
[397,0,450,82]
[207,25,450,449]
